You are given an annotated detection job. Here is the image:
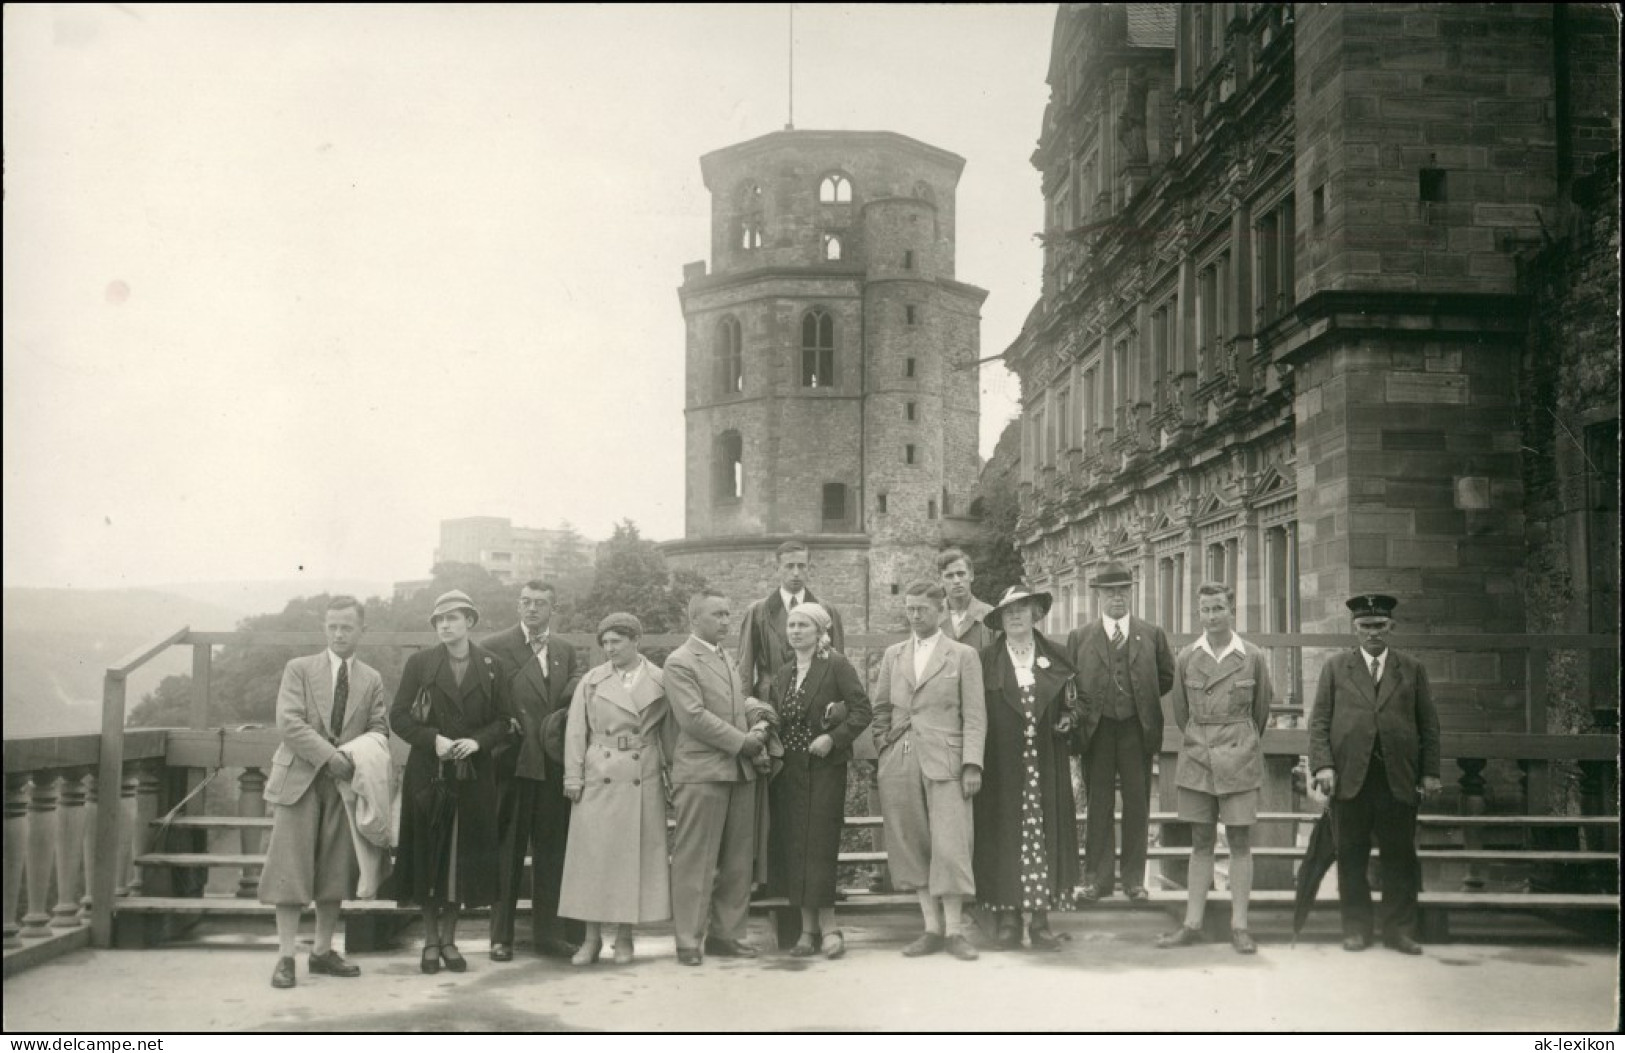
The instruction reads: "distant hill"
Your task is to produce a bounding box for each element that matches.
[2,584,379,737]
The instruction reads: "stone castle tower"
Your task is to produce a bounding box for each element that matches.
[662,130,989,632]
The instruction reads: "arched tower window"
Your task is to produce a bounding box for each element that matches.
[819,173,852,203]
[713,430,743,502]
[822,234,843,261]
[800,307,836,388]
[716,316,743,395]
[736,181,763,251]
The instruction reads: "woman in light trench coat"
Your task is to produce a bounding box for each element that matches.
[558,612,676,965]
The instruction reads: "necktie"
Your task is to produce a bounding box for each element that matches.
[1111,624,1126,649]
[331,660,349,737]
[1369,655,1381,683]
[530,632,548,655]
[788,595,799,611]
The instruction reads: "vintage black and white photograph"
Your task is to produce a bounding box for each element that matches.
[2,2,1620,1035]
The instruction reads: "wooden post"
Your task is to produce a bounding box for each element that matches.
[190,642,213,730]
[237,768,267,898]
[21,774,59,938]
[51,769,88,927]
[116,772,139,897]
[3,773,29,948]
[92,673,128,948]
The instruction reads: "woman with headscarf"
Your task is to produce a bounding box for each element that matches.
[766,601,872,959]
[391,589,513,974]
[558,613,674,965]
[972,585,1082,951]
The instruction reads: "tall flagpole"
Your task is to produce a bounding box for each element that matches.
[786,4,795,130]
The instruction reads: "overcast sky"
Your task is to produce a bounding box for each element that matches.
[3,3,1054,590]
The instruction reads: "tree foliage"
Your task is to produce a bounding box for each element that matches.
[129,524,705,728]
[962,417,1027,603]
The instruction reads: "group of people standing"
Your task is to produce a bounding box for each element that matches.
[255,540,1442,989]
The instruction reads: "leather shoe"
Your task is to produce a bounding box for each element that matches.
[1230,929,1258,955]
[270,956,296,989]
[676,947,703,966]
[537,936,579,959]
[945,934,979,961]
[1124,886,1150,903]
[703,937,758,959]
[1156,925,1204,949]
[1342,934,1370,952]
[308,949,360,977]
[1028,923,1062,952]
[440,944,467,972]
[489,942,513,962]
[1384,934,1424,956]
[901,932,945,957]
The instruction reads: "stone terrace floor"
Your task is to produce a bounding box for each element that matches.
[3,911,1618,1033]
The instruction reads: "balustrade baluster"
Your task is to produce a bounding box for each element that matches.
[4,773,29,948]
[1456,758,1487,892]
[116,773,139,897]
[22,775,60,938]
[238,767,267,898]
[127,764,161,895]
[80,774,97,922]
[51,769,88,927]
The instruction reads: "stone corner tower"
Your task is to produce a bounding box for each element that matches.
[662,129,989,632]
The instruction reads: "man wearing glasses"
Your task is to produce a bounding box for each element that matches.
[1309,594,1441,955]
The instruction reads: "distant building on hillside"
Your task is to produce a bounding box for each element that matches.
[432,516,593,585]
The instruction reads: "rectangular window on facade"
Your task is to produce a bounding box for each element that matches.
[877,493,888,514]
[905,304,918,326]
[905,444,916,465]
[1082,367,1097,447]
[906,402,917,422]
[903,250,915,270]
[1313,184,1326,226]
[1420,168,1448,203]
[926,499,937,520]
[905,357,917,378]
[821,482,848,527]
[1057,385,1072,452]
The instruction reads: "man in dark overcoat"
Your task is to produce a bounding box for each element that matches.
[1310,594,1441,954]
[735,540,846,701]
[938,548,995,653]
[1065,560,1175,901]
[485,579,584,960]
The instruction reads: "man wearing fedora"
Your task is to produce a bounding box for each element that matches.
[484,579,584,961]
[259,595,388,989]
[1065,560,1175,902]
[1310,594,1441,954]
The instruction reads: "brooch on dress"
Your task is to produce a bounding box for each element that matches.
[1037,656,1051,669]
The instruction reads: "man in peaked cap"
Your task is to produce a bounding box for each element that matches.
[1065,560,1175,902]
[1310,594,1442,955]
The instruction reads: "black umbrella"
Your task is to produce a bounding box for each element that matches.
[1292,805,1338,945]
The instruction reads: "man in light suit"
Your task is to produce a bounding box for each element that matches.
[1066,560,1175,902]
[735,540,846,700]
[258,596,388,989]
[484,580,584,961]
[937,548,995,652]
[873,580,986,961]
[664,589,770,965]
[1311,594,1441,955]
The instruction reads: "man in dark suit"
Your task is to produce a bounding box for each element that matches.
[485,580,584,960]
[1311,594,1441,955]
[666,590,770,965]
[735,540,845,700]
[1065,561,1175,901]
[258,596,388,989]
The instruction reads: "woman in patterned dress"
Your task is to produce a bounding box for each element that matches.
[972,585,1081,951]
[766,602,872,959]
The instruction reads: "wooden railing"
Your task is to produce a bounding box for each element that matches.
[2,627,1616,953]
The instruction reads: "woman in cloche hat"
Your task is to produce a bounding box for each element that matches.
[390,590,514,975]
[971,585,1082,952]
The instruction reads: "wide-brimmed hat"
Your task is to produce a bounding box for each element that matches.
[428,589,480,627]
[1089,561,1134,589]
[985,584,1053,631]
